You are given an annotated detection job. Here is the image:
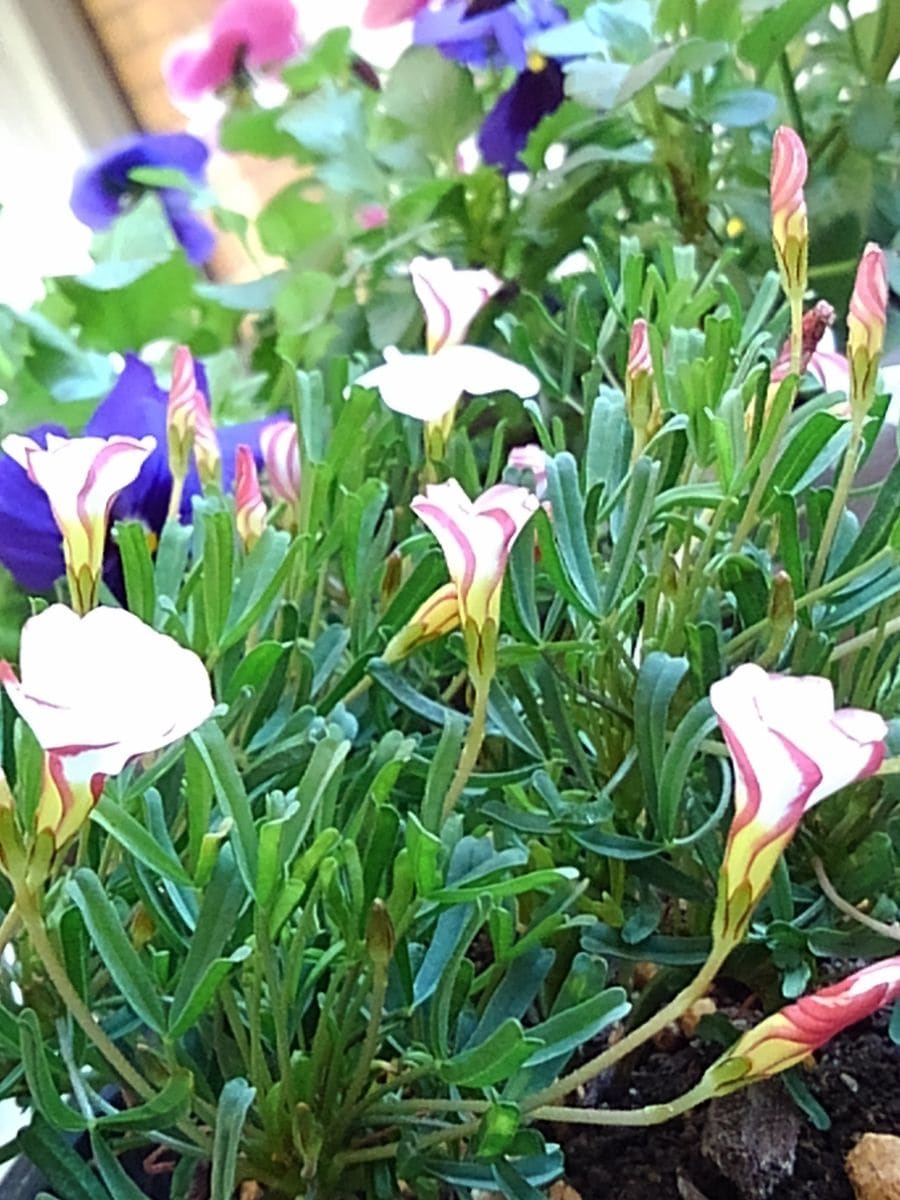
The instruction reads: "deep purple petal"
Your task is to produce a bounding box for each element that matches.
[87,356,173,534]
[0,424,68,592]
[70,133,211,252]
[161,192,216,266]
[478,61,565,172]
[414,0,565,69]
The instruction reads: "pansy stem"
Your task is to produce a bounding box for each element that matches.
[442,676,490,822]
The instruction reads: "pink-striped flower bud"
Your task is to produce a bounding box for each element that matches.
[704,958,900,1093]
[234,444,267,551]
[382,582,460,664]
[709,664,887,945]
[192,391,221,488]
[770,126,809,300]
[846,242,888,418]
[167,345,197,486]
[625,318,660,453]
[2,432,155,613]
[0,606,213,848]
[260,420,301,508]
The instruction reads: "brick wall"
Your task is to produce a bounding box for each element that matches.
[79,0,217,131]
[76,0,300,278]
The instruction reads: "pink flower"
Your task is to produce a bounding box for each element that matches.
[411,480,538,681]
[847,243,888,413]
[356,346,539,425]
[410,256,503,354]
[2,433,155,614]
[234,444,267,550]
[707,958,900,1088]
[357,203,389,231]
[363,0,429,29]
[770,126,808,297]
[0,606,213,847]
[166,0,302,103]
[507,444,548,499]
[709,664,887,942]
[260,419,300,507]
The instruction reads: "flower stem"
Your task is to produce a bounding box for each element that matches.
[807,419,864,592]
[813,856,900,942]
[523,944,727,1114]
[17,888,155,1103]
[830,612,900,662]
[531,1080,713,1126]
[731,294,803,551]
[442,677,490,822]
[343,964,389,1115]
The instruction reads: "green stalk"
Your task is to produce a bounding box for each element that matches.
[442,676,491,821]
[807,418,864,592]
[830,612,900,662]
[18,889,153,1102]
[725,546,892,659]
[523,943,728,1114]
[731,293,803,551]
[338,962,389,1122]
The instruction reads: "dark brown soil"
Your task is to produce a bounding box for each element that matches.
[552,1014,900,1200]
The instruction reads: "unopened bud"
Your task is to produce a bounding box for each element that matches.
[382,583,460,664]
[770,126,809,301]
[847,243,888,422]
[366,899,395,967]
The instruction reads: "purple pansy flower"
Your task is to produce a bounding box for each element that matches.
[413,0,567,172]
[0,356,274,596]
[70,133,215,266]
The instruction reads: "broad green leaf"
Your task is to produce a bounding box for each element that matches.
[441,1018,541,1087]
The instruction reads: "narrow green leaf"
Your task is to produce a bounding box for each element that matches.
[90,1133,149,1200]
[113,522,156,625]
[545,453,601,615]
[66,869,166,1033]
[18,1115,104,1200]
[91,795,192,886]
[190,722,258,896]
[602,457,660,612]
[657,698,718,842]
[210,1079,256,1200]
[19,1009,87,1132]
[169,846,247,1037]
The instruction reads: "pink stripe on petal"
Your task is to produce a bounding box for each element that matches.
[410,499,478,593]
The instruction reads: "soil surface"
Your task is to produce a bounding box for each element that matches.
[552,1012,900,1200]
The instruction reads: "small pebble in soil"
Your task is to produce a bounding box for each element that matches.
[845,1132,900,1200]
